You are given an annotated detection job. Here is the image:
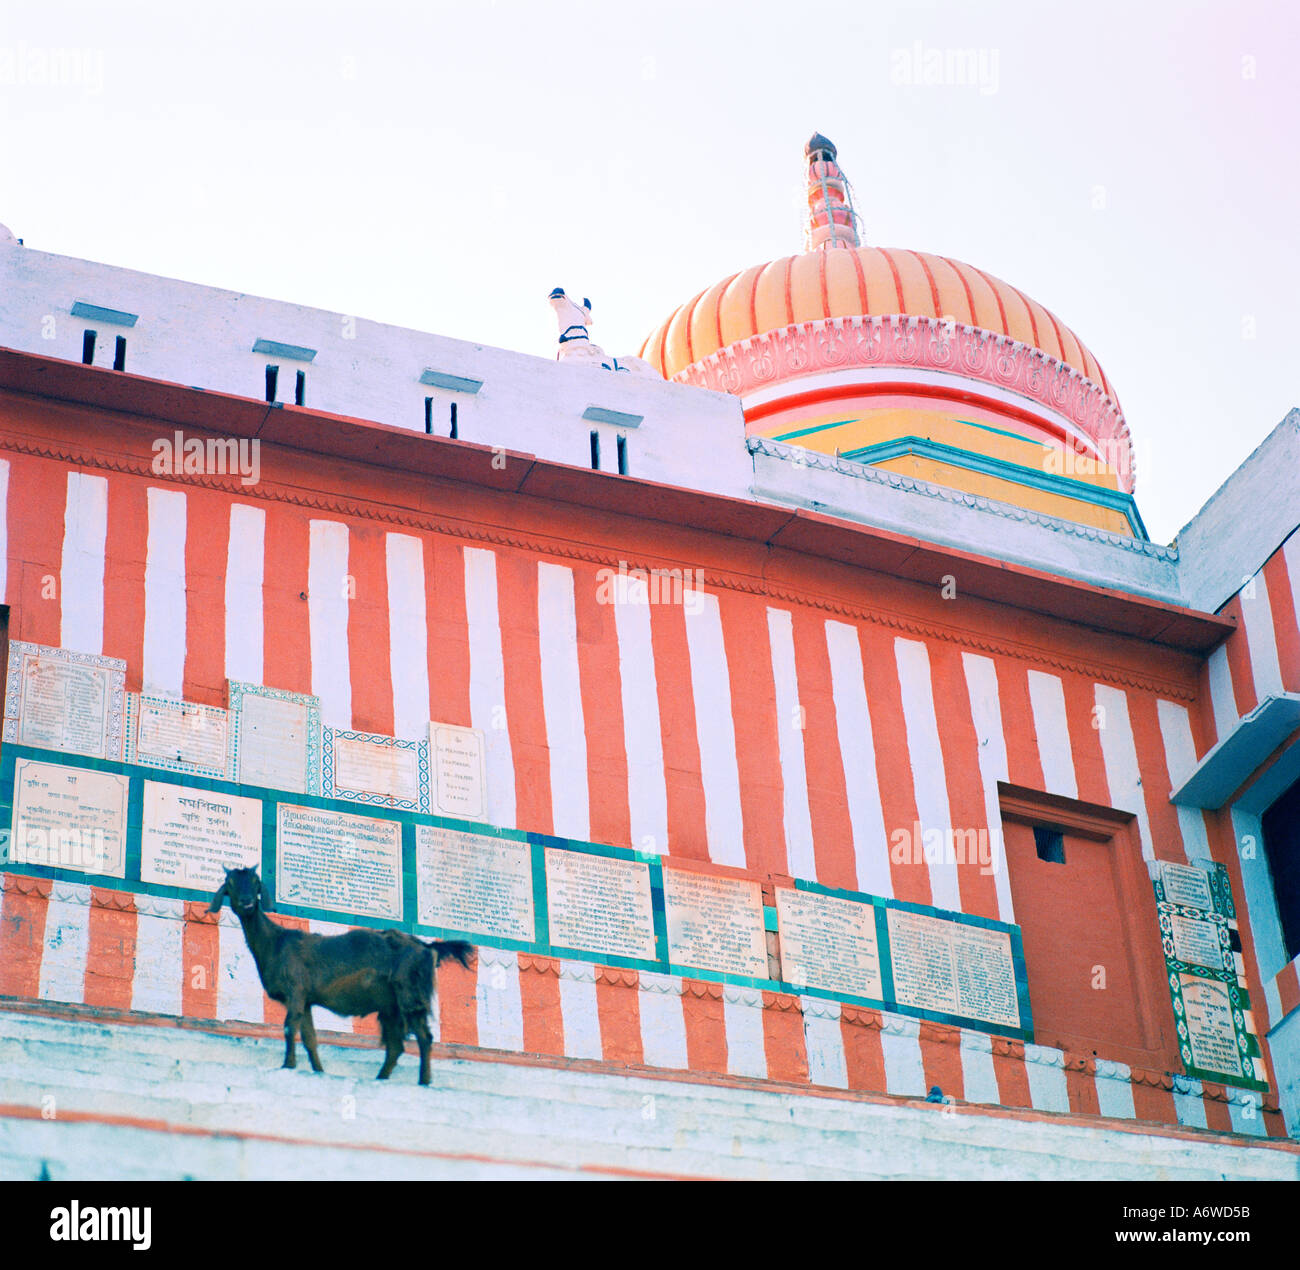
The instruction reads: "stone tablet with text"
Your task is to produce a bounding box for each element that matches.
[430,723,487,820]
[140,781,262,891]
[544,848,656,961]
[8,758,128,878]
[416,824,534,941]
[229,681,322,795]
[275,804,402,920]
[4,641,126,761]
[126,694,233,779]
[776,887,883,1000]
[663,868,767,978]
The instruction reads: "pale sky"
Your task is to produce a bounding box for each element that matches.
[3,0,1297,545]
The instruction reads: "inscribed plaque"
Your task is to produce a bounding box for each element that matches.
[886,908,1021,1029]
[663,869,767,977]
[1170,912,1228,972]
[275,804,402,920]
[776,888,882,999]
[126,694,232,779]
[1159,861,1214,912]
[322,727,430,812]
[4,641,126,760]
[1180,975,1245,1079]
[431,724,487,820]
[229,681,322,795]
[8,758,128,878]
[416,825,534,940]
[544,848,656,960]
[140,781,262,891]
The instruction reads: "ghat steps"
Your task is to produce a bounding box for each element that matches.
[0,1005,1294,1181]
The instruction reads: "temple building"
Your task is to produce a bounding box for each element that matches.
[0,137,1297,1179]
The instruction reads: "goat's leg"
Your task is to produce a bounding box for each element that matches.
[299,1007,325,1074]
[282,1012,297,1070]
[377,1012,403,1080]
[412,1013,433,1086]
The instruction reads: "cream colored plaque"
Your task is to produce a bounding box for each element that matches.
[544,848,656,960]
[431,724,487,819]
[9,759,128,878]
[276,804,402,920]
[416,825,534,940]
[663,869,767,977]
[140,781,262,891]
[776,888,883,999]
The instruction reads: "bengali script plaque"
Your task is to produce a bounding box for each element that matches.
[886,908,1021,1029]
[1180,975,1244,1079]
[663,869,767,977]
[1170,912,1228,972]
[275,804,402,920]
[128,695,231,778]
[416,825,534,941]
[776,888,882,999]
[544,848,656,960]
[8,759,128,878]
[431,724,487,819]
[1159,861,1214,912]
[5,642,126,760]
[140,781,262,891]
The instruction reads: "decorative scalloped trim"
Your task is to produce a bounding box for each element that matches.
[680,315,1135,492]
[748,436,1173,561]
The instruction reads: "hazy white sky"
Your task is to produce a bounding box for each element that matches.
[3,0,1297,544]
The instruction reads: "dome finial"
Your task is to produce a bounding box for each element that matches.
[804,133,860,252]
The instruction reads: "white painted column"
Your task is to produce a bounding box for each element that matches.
[612,592,668,855]
[1093,684,1154,860]
[962,652,1014,923]
[1206,645,1239,741]
[723,985,767,1079]
[0,458,10,605]
[894,639,959,912]
[825,620,891,898]
[385,532,431,741]
[1156,699,1209,862]
[879,1013,926,1097]
[37,882,91,1004]
[60,472,108,654]
[308,519,351,729]
[217,915,266,1023]
[464,547,515,830]
[224,504,265,685]
[475,946,524,1052]
[537,562,589,842]
[1023,1043,1070,1113]
[767,608,815,881]
[1240,569,1285,701]
[958,1030,1000,1105]
[131,895,185,1016]
[682,590,745,868]
[801,997,848,1089]
[143,488,187,696]
[637,972,688,1069]
[558,960,603,1060]
[1026,670,1078,799]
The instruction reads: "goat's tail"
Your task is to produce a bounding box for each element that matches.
[427,939,475,970]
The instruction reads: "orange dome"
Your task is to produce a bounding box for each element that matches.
[640,246,1115,399]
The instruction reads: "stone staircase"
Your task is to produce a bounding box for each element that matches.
[0,1004,1295,1180]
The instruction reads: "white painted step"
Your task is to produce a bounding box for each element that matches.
[0,1009,1294,1181]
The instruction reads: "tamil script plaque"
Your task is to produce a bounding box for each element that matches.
[431,723,487,820]
[1159,861,1214,912]
[4,641,126,760]
[776,887,883,999]
[127,694,232,779]
[416,825,534,941]
[1170,912,1228,972]
[886,908,1021,1029]
[1180,974,1244,1079]
[544,848,656,961]
[230,681,321,795]
[7,758,128,878]
[663,869,767,977]
[323,728,429,812]
[140,781,262,891]
[276,804,402,920]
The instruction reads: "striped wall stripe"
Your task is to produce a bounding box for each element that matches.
[1026,670,1077,799]
[801,997,848,1088]
[463,547,516,830]
[131,897,184,1017]
[0,458,9,606]
[612,590,669,855]
[385,533,431,742]
[37,883,91,1004]
[1094,1062,1137,1120]
[959,1030,1000,1106]
[557,960,603,1061]
[961,653,1015,924]
[475,946,524,1053]
[894,638,960,913]
[1156,699,1209,861]
[723,986,767,1079]
[682,590,745,868]
[637,972,689,1069]
[1024,1044,1070,1113]
[537,563,589,843]
[1240,569,1285,701]
[1094,685,1154,860]
[1281,535,1300,689]
[1173,1077,1209,1130]
[767,608,816,882]
[60,472,108,655]
[880,1016,927,1097]
[216,917,264,1023]
[224,504,265,685]
[1230,805,1289,979]
[824,620,891,898]
[1206,645,1239,743]
[143,488,187,696]
[308,520,352,729]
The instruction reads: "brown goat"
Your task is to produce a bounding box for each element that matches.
[209,866,474,1084]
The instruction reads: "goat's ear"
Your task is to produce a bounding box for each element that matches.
[208,880,227,913]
